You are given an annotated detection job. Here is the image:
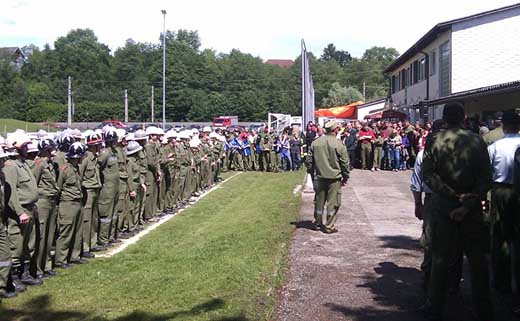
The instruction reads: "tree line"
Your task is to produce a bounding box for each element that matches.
[0,29,399,123]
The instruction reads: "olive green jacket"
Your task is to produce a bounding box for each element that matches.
[306,134,350,180]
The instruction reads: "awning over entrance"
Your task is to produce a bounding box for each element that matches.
[314,101,363,118]
[423,80,520,114]
[364,109,408,121]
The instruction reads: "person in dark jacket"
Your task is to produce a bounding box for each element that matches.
[343,123,357,170]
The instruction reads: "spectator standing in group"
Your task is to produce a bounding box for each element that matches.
[372,132,384,171]
[387,131,402,172]
[279,133,291,171]
[289,133,302,170]
[343,123,357,170]
[400,131,410,170]
[487,111,520,298]
[358,123,375,170]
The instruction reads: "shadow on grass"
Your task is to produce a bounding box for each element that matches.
[378,235,422,252]
[1,295,228,321]
[290,220,316,231]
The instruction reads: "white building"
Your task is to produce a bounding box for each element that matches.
[356,98,386,120]
[385,3,520,122]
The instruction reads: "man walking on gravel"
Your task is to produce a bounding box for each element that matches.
[306,120,350,234]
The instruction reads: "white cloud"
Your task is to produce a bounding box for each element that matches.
[0,0,517,59]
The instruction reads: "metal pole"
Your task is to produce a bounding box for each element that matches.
[363,82,366,100]
[67,76,72,127]
[161,10,167,130]
[124,89,128,123]
[301,40,305,125]
[151,85,155,123]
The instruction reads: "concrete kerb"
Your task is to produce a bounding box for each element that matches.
[97,172,243,258]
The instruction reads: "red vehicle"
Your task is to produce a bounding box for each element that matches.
[96,120,128,129]
[212,116,238,129]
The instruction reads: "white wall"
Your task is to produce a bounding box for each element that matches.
[390,31,450,109]
[452,7,520,93]
[356,101,385,120]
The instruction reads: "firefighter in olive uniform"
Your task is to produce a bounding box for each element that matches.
[0,145,17,298]
[33,139,59,277]
[97,129,120,246]
[80,133,103,253]
[55,142,86,268]
[3,132,41,287]
[306,120,350,234]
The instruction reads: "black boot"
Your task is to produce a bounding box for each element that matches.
[10,268,26,293]
[20,263,42,286]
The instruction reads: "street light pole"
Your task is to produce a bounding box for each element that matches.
[161,9,167,130]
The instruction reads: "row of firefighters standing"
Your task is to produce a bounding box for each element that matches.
[0,126,225,298]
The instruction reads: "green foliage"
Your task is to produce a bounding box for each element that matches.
[3,28,399,123]
[321,82,364,107]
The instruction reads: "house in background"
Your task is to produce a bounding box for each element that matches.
[0,47,26,69]
[265,59,294,68]
[384,3,520,122]
[356,98,386,121]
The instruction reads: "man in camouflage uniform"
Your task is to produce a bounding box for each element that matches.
[144,127,161,221]
[115,131,129,239]
[422,103,493,321]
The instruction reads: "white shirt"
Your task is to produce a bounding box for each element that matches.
[410,149,432,193]
[488,133,520,184]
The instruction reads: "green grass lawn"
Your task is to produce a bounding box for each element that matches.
[1,171,305,321]
[0,119,52,134]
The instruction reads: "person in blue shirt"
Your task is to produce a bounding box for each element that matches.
[241,136,251,171]
[280,133,292,171]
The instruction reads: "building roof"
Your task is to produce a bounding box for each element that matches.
[424,80,520,106]
[356,98,386,109]
[265,59,294,68]
[384,3,520,73]
[0,47,24,58]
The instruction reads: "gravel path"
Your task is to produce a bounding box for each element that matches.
[274,167,520,321]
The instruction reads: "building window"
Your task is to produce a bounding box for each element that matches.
[418,58,426,81]
[439,41,450,97]
[429,50,436,75]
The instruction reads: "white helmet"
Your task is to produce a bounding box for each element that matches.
[164,130,177,140]
[83,129,95,138]
[102,125,116,134]
[0,135,5,147]
[7,132,32,149]
[37,129,48,139]
[189,139,200,148]
[0,147,9,159]
[145,126,160,136]
[134,129,148,141]
[202,126,212,133]
[72,128,83,139]
[192,128,199,135]
[209,132,218,139]
[116,128,127,142]
[27,140,40,154]
[125,141,143,156]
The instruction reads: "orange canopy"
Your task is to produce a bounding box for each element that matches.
[314,101,363,119]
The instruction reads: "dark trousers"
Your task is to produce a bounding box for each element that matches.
[347,150,355,169]
[428,194,493,320]
[490,184,520,293]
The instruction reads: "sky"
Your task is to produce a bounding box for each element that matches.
[0,0,517,60]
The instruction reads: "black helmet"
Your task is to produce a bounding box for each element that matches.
[38,138,56,152]
[66,142,86,159]
[86,133,103,146]
[104,130,118,144]
[59,134,75,152]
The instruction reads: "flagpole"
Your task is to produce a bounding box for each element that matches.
[301,39,306,125]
